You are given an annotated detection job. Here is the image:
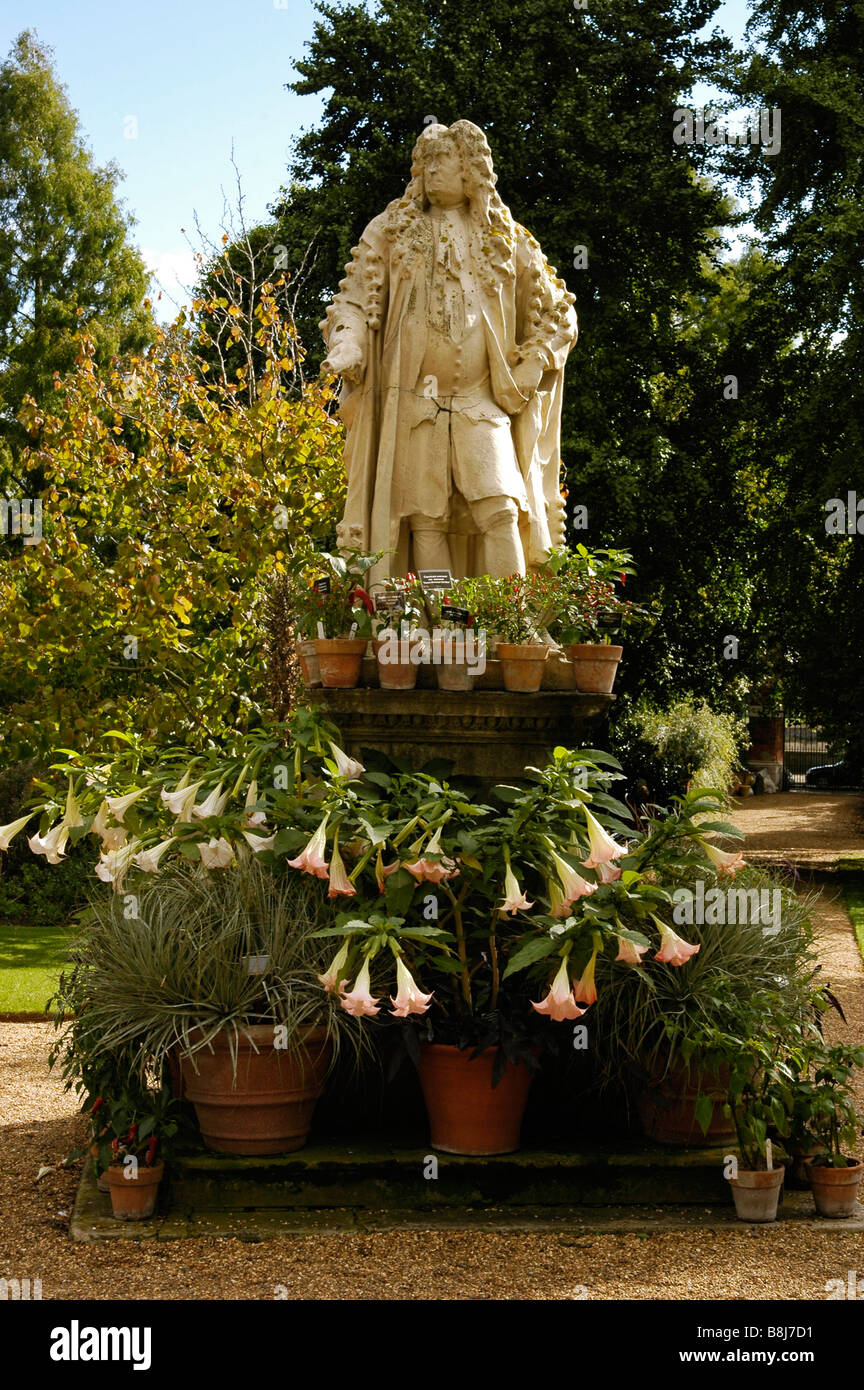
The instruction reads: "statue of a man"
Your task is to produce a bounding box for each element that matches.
[320,120,577,581]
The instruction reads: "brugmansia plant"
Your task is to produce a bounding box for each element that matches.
[5,706,749,1060]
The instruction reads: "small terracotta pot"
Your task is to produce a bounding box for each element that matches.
[179,1025,331,1155]
[374,635,418,690]
[496,642,549,693]
[729,1165,784,1222]
[806,1157,864,1218]
[637,1060,736,1147]
[417,1043,534,1155]
[313,638,367,689]
[568,643,623,694]
[105,1161,164,1221]
[297,639,322,687]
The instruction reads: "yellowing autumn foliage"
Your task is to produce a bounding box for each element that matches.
[1,291,345,761]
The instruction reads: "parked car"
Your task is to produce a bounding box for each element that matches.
[805,760,852,789]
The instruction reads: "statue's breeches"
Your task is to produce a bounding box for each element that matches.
[394,394,528,521]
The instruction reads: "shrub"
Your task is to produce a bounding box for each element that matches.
[610,697,748,804]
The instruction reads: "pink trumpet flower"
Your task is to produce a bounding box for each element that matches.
[500,863,534,915]
[547,879,572,920]
[389,957,434,1017]
[198,836,235,869]
[327,836,357,899]
[549,848,596,906]
[581,806,627,868]
[0,812,35,852]
[652,916,701,966]
[339,958,382,1018]
[287,816,330,879]
[328,742,365,781]
[595,860,622,884]
[699,839,746,878]
[532,958,586,1021]
[318,940,351,996]
[573,948,599,1006]
[375,850,402,893]
[615,936,649,966]
[29,821,70,865]
[405,855,459,884]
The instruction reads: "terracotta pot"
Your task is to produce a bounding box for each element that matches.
[374,636,418,690]
[417,1043,534,1155]
[166,1047,187,1102]
[729,1165,784,1222]
[637,1060,735,1147]
[179,1025,331,1155]
[434,658,476,692]
[105,1161,164,1221]
[567,643,623,694]
[297,639,322,688]
[806,1157,864,1218]
[313,638,367,689]
[496,642,549,693]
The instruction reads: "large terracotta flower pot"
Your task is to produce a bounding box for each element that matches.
[417,1043,534,1155]
[496,642,549,693]
[179,1025,331,1155]
[105,1162,164,1221]
[313,638,367,689]
[297,639,322,687]
[567,643,623,694]
[637,1060,735,1146]
[374,635,418,690]
[806,1157,864,1218]
[729,1165,784,1222]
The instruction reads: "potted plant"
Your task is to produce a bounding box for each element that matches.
[466,573,554,693]
[795,1041,864,1218]
[295,549,380,688]
[297,750,737,1156]
[98,1084,178,1221]
[371,575,429,690]
[723,1036,789,1222]
[426,581,484,692]
[56,855,362,1156]
[544,546,649,694]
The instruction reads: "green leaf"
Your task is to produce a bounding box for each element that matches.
[502,936,558,980]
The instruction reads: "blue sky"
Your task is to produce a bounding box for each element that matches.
[1,0,752,319]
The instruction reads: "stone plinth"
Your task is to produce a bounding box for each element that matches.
[308,688,614,785]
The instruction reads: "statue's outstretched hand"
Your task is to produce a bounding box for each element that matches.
[321,337,365,383]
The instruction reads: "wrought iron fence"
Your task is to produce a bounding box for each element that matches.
[783,719,857,789]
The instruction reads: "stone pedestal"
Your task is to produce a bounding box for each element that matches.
[308,688,614,787]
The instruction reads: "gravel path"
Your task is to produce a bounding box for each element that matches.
[2,795,863,1301]
[729,792,864,867]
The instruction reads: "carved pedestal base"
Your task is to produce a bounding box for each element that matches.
[308,689,614,788]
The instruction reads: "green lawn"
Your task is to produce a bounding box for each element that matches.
[844,882,864,969]
[0,920,74,1014]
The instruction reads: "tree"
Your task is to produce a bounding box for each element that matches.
[0,30,152,477]
[0,291,345,763]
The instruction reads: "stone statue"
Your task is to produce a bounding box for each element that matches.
[320,120,578,582]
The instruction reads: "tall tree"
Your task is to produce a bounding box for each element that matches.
[0,30,152,477]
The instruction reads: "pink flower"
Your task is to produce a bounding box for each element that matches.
[595,860,622,884]
[615,936,648,966]
[500,863,534,915]
[288,816,330,879]
[549,849,596,907]
[653,917,701,966]
[389,957,433,1017]
[375,849,402,893]
[405,855,459,884]
[547,879,573,919]
[572,947,599,1005]
[532,958,586,1021]
[339,958,381,1018]
[318,940,351,996]
[327,836,357,899]
[700,839,745,878]
[580,806,627,869]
